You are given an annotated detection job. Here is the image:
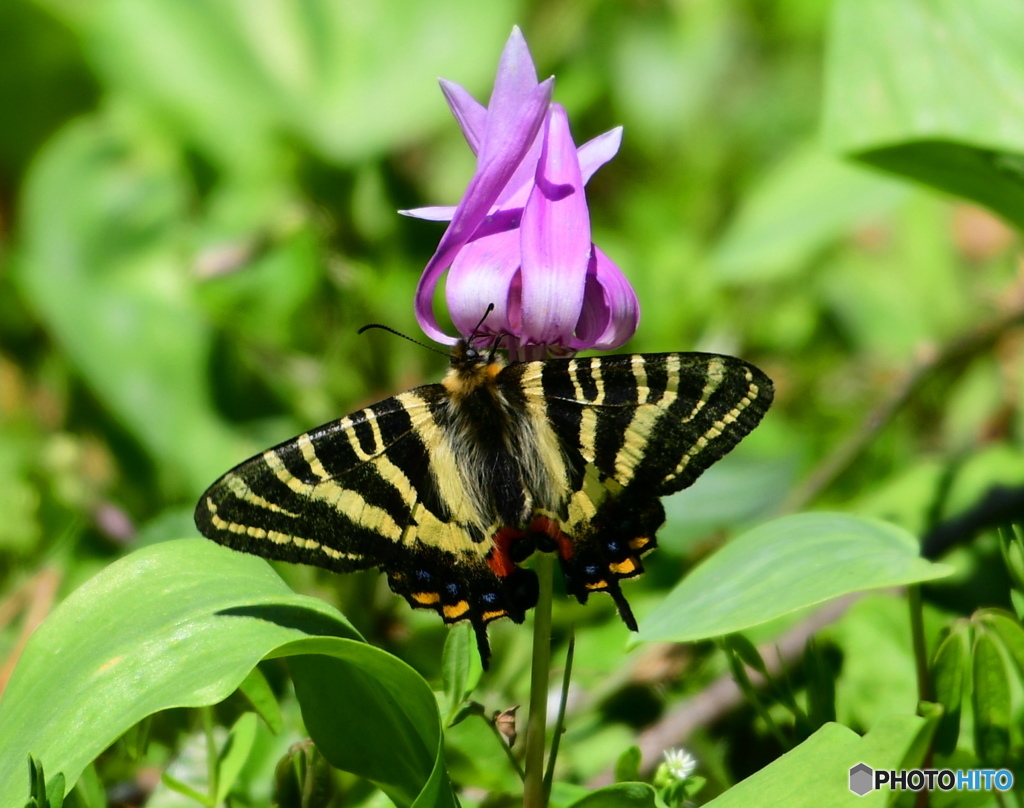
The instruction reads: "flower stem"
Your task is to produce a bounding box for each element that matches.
[523,552,555,808]
[543,631,575,804]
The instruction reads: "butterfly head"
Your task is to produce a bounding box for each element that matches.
[443,338,507,398]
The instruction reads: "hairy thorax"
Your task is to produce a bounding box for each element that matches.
[440,352,566,533]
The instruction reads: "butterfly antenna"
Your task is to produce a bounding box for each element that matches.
[488,332,507,362]
[357,323,449,357]
[468,303,496,346]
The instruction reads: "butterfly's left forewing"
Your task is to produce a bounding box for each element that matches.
[195,387,538,664]
[510,352,774,625]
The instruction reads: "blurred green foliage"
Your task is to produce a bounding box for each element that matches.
[1,0,1023,805]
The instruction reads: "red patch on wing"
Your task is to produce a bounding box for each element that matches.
[486,526,524,577]
[530,515,573,560]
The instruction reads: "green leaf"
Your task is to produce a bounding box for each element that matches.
[999,524,1024,595]
[159,771,209,806]
[977,609,1024,678]
[613,747,642,784]
[567,782,660,808]
[215,713,258,805]
[712,146,907,282]
[25,756,63,808]
[972,630,1011,765]
[273,740,336,808]
[283,640,457,808]
[0,539,360,803]
[803,638,836,729]
[638,513,952,644]
[704,716,925,807]
[722,634,768,678]
[442,622,482,725]
[930,626,968,755]
[237,667,284,734]
[824,0,1024,229]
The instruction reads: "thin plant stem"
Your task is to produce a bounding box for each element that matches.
[202,706,218,806]
[908,585,931,704]
[543,631,575,804]
[481,714,526,781]
[523,553,555,808]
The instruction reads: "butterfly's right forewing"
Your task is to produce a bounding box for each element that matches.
[514,351,774,625]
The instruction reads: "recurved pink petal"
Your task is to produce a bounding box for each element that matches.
[440,79,486,155]
[399,205,456,221]
[414,77,552,343]
[578,127,623,184]
[571,245,639,350]
[519,105,590,348]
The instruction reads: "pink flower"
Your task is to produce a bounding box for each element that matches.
[404,27,638,360]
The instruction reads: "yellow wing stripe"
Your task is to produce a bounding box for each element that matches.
[632,355,650,404]
[679,355,723,423]
[224,473,298,517]
[262,446,403,542]
[670,368,760,479]
[205,497,361,561]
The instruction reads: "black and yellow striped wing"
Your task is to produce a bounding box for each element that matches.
[195,349,772,667]
[506,352,773,627]
[194,385,540,664]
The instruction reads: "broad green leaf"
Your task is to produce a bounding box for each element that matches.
[824,0,1024,229]
[216,713,258,805]
[567,783,659,808]
[930,627,968,755]
[442,622,483,725]
[712,146,907,282]
[972,630,1011,765]
[14,116,242,494]
[282,640,457,808]
[0,539,361,803]
[704,716,927,807]
[638,513,952,644]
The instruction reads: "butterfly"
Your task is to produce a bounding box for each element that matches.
[194,340,773,667]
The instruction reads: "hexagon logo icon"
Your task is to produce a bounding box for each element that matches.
[849,763,873,796]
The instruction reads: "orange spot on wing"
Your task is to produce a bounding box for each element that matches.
[443,600,470,620]
[629,536,651,551]
[610,558,637,575]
